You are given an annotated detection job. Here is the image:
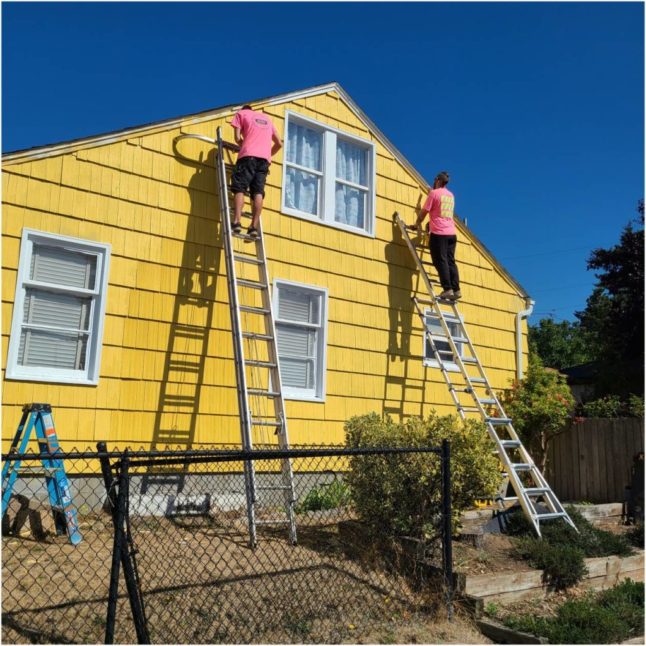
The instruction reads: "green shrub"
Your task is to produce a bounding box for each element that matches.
[515,537,588,590]
[627,394,645,418]
[505,580,644,643]
[296,479,352,513]
[503,506,633,589]
[582,395,625,418]
[344,412,501,538]
[626,523,644,548]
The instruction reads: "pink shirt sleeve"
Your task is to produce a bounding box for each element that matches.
[423,190,435,212]
[231,111,242,129]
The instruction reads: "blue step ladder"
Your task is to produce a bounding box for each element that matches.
[2,403,82,545]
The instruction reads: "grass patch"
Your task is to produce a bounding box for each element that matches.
[503,579,644,644]
[296,479,352,513]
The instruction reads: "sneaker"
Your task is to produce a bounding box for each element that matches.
[247,226,259,239]
[438,289,454,300]
[231,221,242,234]
[451,290,462,301]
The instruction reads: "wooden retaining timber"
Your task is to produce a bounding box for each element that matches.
[459,550,644,605]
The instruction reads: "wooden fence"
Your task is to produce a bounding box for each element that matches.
[547,418,644,504]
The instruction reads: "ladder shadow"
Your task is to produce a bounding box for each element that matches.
[141,146,222,494]
[382,213,427,420]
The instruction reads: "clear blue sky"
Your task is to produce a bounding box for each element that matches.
[3,2,643,323]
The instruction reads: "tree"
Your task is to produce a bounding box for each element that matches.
[575,206,644,397]
[529,318,593,370]
[500,352,575,473]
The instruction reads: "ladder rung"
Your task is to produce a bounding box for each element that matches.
[256,519,290,525]
[415,298,435,306]
[248,389,280,398]
[452,337,468,344]
[513,463,532,471]
[239,305,270,315]
[228,208,253,218]
[525,487,550,495]
[536,512,566,521]
[487,417,512,425]
[233,232,258,241]
[459,407,481,413]
[237,279,266,290]
[234,255,263,265]
[245,360,277,368]
[500,440,521,448]
[461,357,478,364]
[469,378,487,384]
[242,332,274,341]
[257,486,292,491]
[251,420,282,427]
[479,398,498,405]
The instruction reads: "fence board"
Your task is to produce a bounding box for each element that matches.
[548,418,644,504]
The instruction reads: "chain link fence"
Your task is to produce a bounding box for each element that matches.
[3,444,452,644]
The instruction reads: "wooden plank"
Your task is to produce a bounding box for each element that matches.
[574,503,623,520]
[476,618,549,644]
[464,569,543,596]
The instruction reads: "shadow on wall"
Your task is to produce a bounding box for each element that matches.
[142,145,222,494]
[382,206,427,421]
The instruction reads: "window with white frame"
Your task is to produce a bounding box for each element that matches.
[273,280,328,401]
[423,311,464,372]
[6,229,111,385]
[282,111,375,236]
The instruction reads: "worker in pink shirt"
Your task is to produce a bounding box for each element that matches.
[409,171,461,301]
[229,104,282,239]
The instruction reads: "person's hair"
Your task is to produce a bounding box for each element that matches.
[435,171,450,187]
[241,104,253,110]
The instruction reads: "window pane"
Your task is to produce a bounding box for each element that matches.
[277,324,316,358]
[287,122,322,171]
[425,316,461,363]
[279,288,319,325]
[18,329,88,369]
[335,184,366,229]
[23,289,91,331]
[280,358,314,389]
[336,140,367,186]
[31,244,97,290]
[285,168,320,215]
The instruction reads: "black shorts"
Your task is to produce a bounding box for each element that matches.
[230,156,269,197]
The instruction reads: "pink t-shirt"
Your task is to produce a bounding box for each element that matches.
[230,109,279,162]
[423,187,456,235]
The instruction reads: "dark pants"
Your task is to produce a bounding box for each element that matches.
[429,234,460,291]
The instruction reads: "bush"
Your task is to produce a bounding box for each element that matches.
[296,479,352,513]
[344,412,501,538]
[579,394,644,418]
[504,580,644,643]
[503,506,634,588]
[626,523,644,548]
[515,537,588,590]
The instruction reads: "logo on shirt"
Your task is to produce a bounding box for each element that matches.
[255,118,268,126]
[440,194,454,219]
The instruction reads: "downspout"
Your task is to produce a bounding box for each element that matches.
[516,298,535,382]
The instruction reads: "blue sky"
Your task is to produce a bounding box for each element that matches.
[3,2,643,323]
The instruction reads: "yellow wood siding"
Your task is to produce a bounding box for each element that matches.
[2,89,529,451]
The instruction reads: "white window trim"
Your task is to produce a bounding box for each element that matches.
[6,229,111,385]
[281,110,376,238]
[272,278,328,403]
[423,309,464,373]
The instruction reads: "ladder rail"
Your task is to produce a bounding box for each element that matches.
[215,127,258,546]
[394,212,577,536]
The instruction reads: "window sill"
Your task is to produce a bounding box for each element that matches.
[423,361,461,373]
[5,371,99,386]
[284,392,326,403]
[281,206,376,239]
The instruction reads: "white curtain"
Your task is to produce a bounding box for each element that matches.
[285,123,322,216]
[335,140,367,228]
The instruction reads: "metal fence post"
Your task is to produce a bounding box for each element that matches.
[441,439,454,621]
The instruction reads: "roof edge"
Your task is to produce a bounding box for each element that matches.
[2,81,530,299]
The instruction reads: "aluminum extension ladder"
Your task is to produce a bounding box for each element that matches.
[394,212,576,536]
[1,403,82,545]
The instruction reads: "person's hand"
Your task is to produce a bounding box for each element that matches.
[407,223,419,231]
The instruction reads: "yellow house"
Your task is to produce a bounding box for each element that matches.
[1,83,533,452]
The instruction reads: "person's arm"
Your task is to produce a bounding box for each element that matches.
[271,128,282,157]
[234,127,243,146]
[409,191,433,229]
